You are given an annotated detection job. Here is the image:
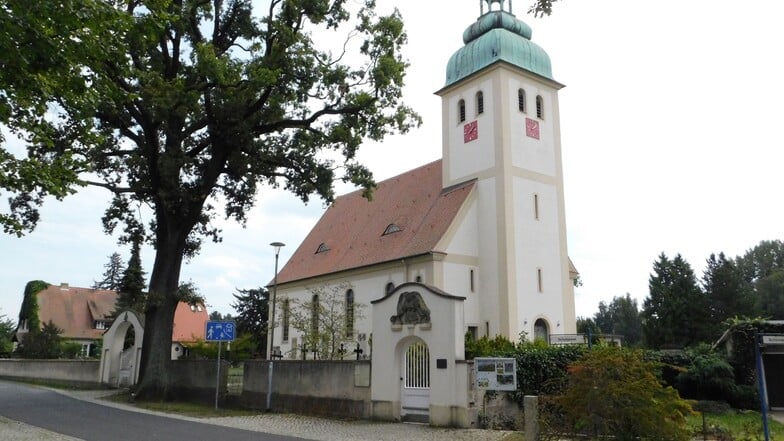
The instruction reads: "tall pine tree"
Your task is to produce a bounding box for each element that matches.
[702,253,756,337]
[642,253,710,349]
[93,252,124,290]
[116,240,146,313]
[231,287,268,357]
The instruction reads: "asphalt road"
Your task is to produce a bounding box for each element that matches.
[0,380,304,441]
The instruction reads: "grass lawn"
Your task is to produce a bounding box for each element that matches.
[688,410,784,440]
[102,392,259,418]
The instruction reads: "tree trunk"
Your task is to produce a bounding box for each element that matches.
[134,227,187,400]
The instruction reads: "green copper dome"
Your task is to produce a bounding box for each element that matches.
[445,10,553,86]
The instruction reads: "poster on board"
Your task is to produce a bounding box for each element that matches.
[475,357,517,391]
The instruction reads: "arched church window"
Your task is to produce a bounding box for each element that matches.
[311,294,319,333]
[534,319,549,342]
[282,299,290,341]
[458,99,466,122]
[476,91,484,115]
[536,95,544,119]
[518,88,526,113]
[345,289,354,337]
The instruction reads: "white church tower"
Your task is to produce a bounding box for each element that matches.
[436,0,576,339]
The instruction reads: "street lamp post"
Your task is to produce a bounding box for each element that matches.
[267,241,284,411]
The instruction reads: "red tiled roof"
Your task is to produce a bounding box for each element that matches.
[276,160,476,285]
[171,301,208,342]
[34,284,208,342]
[36,285,116,340]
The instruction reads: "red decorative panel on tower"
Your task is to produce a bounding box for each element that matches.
[463,120,478,143]
[525,117,540,139]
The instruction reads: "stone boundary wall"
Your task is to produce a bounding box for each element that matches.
[240,360,372,418]
[169,359,229,404]
[0,359,101,386]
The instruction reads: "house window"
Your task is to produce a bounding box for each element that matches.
[316,242,330,253]
[282,299,290,341]
[476,91,484,115]
[534,194,539,220]
[458,99,466,122]
[537,268,543,293]
[518,88,526,112]
[95,321,106,330]
[485,321,490,337]
[345,289,355,338]
[536,95,544,119]
[470,269,475,293]
[311,294,319,334]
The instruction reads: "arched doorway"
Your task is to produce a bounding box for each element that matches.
[534,318,549,342]
[401,339,430,423]
[100,310,144,387]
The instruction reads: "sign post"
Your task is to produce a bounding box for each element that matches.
[205,320,236,410]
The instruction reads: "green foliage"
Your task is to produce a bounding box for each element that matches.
[61,341,83,359]
[721,318,784,389]
[0,312,15,354]
[19,280,48,332]
[17,320,63,359]
[231,287,268,357]
[557,346,694,441]
[464,333,517,359]
[592,293,642,346]
[676,344,737,403]
[642,253,711,349]
[184,333,255,363]
[93,252,125,290]
[528,0,560,17]
[515,341,585,398]
[702,253,756,339]
[116,240,147,312]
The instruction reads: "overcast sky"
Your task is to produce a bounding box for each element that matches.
[2,0,783,323]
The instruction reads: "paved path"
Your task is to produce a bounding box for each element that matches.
[0,381,511,441]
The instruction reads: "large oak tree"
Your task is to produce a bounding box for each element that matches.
[2,0,418,398]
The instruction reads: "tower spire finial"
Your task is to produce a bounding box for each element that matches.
[480,0,512,15]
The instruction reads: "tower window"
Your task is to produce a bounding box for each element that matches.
[470,269,475,292]
[386,282,395,294]
[537,268,543,293]
[458,99,466,122]
[345,289,354,337]
[534,194,540,220]
[518,88,526,113]
[476,91,484,115]
[536,95,544,119]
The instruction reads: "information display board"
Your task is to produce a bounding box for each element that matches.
[475,357,517,391]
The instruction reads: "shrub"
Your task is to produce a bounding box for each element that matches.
[557,346,694,441]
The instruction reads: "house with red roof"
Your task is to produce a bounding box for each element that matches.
[14,282,208,359]
[269,0,578,372]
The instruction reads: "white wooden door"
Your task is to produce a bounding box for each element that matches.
[401,342,430,422]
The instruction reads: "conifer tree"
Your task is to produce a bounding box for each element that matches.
[93,252,125,290]
[642,253,710,349]
[116,240,146,313]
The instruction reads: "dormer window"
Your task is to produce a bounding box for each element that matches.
[383,223,402,235]
[316,243,330,253]
[458,99,466,122]
[95,320,106,330]
[476,91,484,115]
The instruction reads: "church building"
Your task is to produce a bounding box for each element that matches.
[269,0,577,363]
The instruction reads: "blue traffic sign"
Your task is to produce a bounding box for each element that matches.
[205,321,236,342]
